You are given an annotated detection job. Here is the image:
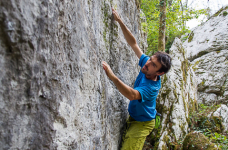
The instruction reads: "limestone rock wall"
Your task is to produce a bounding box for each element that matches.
[210,104,228,132]
[155,6,228,149]
[184,6,228,105]
[156,38,198,149]
[0,0,146,149]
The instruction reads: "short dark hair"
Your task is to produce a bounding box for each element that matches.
[153,51,172,74]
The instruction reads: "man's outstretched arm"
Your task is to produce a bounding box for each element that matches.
[112,8,143,59]
[102,61,141,101]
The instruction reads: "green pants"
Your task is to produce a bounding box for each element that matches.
[121,116,155,150]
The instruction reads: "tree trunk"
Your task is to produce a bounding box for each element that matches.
[180,0,184,30]
[158,0,166,52]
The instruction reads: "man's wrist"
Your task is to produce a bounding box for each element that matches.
[117,18,122,24]
[111,74,118,82]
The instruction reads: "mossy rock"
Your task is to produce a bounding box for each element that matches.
[211,6,228,18]
[211,116,225,133]
[196,116,224,133]
[182,131,221,150]
[188,32,194,43]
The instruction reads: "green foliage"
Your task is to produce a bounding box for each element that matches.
[141,22,148,32]
[141,0,207,54]
[188,104,228,149]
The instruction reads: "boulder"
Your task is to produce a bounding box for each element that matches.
[156,38,198,149]
[183,6,228,105]
[182,131,220,150]
[209,104,228,132]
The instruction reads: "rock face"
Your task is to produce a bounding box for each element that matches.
[156,38,198,149]
[183,6,228,105]
[155,6,228,149]
[210,104,228,132]
[0,0,146,149]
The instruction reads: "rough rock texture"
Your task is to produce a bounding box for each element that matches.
[209,104,228,132]
[0,0,146,149]
[182,131,220,150]
[183,6,228,105]
[155,38,198,149]
[155,7,228,149]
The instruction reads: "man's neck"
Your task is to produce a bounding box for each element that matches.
[146,75,157,81]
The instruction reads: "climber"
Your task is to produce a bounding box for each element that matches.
[102,8,172,150]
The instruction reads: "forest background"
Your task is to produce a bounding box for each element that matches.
[140,0,220,54]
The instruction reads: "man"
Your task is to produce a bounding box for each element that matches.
[102,8,172,150]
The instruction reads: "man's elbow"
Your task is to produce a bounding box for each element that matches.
[128,97,135,101]
[130,42,137,48]
[127,94,135,101]
[128,91,141,101]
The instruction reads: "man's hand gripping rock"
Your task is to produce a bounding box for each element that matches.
[102,61,116,81]
[112,8,121,22]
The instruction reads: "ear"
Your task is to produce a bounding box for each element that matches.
[156,72,165,76]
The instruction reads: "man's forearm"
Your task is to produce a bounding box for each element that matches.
[111,75,140,101]
[117,19,137,47]
[117,19,143,59]
[112,8,142,58]
[102,61,141,101]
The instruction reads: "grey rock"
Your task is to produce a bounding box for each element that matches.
[156,38,198,149]
[210,104,228,132]
[184,6,228,105]
[0,0,146,149]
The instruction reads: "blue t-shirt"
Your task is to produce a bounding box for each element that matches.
[128,54,161,121]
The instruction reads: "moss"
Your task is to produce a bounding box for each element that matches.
[151,127,162,149]
[156,102,169,115]
[135,0,141,10]
[177,44,186,57]
[162,144,168,150]
[153,104,176,150]
[161,74,168,85]
[101,1,119,51]
[190,51,209,61]
[182,94,187,112]
[173,89,178,101]
[182,132,220,150]
[193,60,200,66]
[188,32,194,43]
[180,123,187,136]
[163,104,175,129]
[211,6,228,18]
[189,74,193,86]
[103,30,107,43]
[181,59,189,83]
[101,2,109,49]
[188,94,197,115]
[211,116,225,133]
[197,72,205,74]
[223,11,228,16]
[200,79,205,86]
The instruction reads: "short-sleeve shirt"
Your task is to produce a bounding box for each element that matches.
[128,54,161,121]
